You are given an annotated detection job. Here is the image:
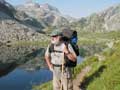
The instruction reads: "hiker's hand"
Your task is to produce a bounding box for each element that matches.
[63,43,70,54]
[49,65,54,72]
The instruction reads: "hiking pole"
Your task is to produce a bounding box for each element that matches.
[61,53,65,90]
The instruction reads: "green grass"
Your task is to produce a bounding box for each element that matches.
[33,81,52,90]
[77,31,120,47]
[80,42,120,90]
[78,31,120,40]
[32,31,120,90]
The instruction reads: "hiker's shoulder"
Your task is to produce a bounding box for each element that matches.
[67,43,73,48]
[47,43,53,48]
[45,44,52,52]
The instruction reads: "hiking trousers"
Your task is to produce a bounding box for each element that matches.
[53,67,73,90]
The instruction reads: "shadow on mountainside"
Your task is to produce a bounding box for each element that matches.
[0,1,45,34]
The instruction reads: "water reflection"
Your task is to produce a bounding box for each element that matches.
[0,62,17,77]
[0,45,52,90]
[0,45,83,90]
[0,45,46,69]
[0,68,52,90]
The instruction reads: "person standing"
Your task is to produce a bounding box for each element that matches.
[45,29,77,90]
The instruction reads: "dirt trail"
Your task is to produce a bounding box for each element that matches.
[73,66,91,90]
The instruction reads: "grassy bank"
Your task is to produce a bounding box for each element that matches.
[83,42,120,90]
[32,31,120,90]
[33,81,53,90]
[33,42,120,90]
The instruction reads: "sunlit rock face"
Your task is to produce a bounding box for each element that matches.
[71,4,120,32]
[0,0,49,43]
[16,2,69,27]
[0,1,70,43]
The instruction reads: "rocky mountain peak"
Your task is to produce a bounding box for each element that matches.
[20,2,59,13]
[71,3,120,32]
[16,2,68,27]
[40,3,59,12]
[23,2,40,8]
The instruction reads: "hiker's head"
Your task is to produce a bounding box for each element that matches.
[50,29,62,45]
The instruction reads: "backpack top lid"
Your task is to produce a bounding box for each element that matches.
[61,27,78,44]
[61,27,74,39]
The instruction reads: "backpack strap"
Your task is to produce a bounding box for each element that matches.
[49,43,77,67]
[49,44,54,53]
[49,44,63,53]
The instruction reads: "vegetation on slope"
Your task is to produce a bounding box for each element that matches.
[33,31,120,90]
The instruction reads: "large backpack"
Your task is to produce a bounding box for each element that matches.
[49,29,79,67]
[61,28,79,56]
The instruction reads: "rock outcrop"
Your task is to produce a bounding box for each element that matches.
[0,0,48,43]
[71,4,120,32]
[16,3,69,28]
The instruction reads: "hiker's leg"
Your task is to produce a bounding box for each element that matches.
[61,68,73,90]
[53,67,61,90]
[67,79,73,90]
[61,77,73,90]
[53,76,61,90]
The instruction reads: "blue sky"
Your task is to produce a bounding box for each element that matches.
[7,0,120,18]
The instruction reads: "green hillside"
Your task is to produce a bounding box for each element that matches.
[81,41,120,90]
[33,31,120,90]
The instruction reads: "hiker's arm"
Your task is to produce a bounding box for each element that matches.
[65,52,76,62]
[45,56,53,70]
[63,44,77,62]
[45,45,53,71]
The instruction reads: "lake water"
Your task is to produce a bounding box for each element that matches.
[0,45,83,90]
[0,68,52,90]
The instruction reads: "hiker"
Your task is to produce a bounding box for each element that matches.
[45,29,77,90]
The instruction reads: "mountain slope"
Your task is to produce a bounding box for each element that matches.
[16,3,69,28]
[71,4,120,32]
[0,1,47,43]
[0,0,16,19]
